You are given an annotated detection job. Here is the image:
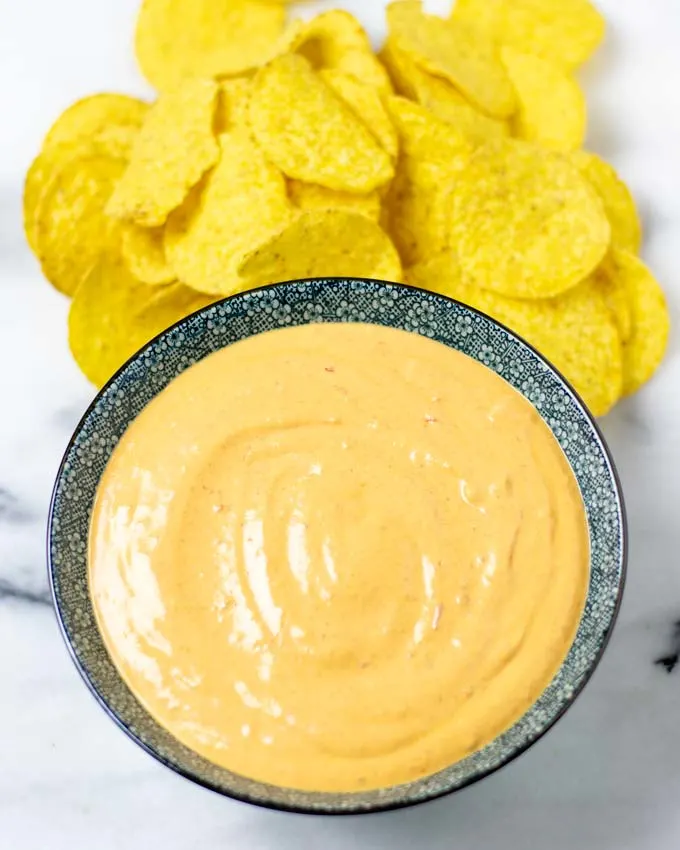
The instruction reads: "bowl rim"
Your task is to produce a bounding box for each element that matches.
[47,276,627,815]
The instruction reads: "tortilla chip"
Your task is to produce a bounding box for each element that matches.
[121,224,175,286]
[214,78,252,134]
[164,129,295,294]
[135,0,285,91]
[387,1,515,118]
[502,47,586,151]
[278,10,392,93]
[24,127,138,254]
[572,151,642,253]
[380,41,509,145]
[452,0,605,70]
[249,54,393,193]
[69,252,214,387]
[107,78,219,227]
[450,138,610,297]
[288,181,381,221]
[238,209,402,286]
[319,69,398,159]
[407,254,622,416]
[604,250,670,395]
[42,93,148,151]
[35,153,126,296]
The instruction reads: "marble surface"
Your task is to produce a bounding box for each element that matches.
[1,0,679,847]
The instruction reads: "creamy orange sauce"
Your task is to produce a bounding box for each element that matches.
[89,322,589,792]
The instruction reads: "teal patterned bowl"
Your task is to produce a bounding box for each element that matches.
[48,278,626,814]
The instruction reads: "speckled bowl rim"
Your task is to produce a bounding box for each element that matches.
[48,278,627,815]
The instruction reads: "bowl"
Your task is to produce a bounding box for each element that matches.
[48,277,626,814]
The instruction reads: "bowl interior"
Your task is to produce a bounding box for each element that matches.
[48,278,626,814]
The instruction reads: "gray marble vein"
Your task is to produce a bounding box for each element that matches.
[655,621,680,674]
[0,578,51,607]
[0,488,36,525]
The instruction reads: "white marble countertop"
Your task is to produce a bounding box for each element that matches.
[2,0,680,847]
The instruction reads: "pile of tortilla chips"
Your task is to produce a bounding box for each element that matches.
[24,0,669,415]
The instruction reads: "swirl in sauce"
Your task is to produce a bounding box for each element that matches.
[90,322,589,791]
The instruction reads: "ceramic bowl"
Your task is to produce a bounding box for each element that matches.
[48,278,626,814]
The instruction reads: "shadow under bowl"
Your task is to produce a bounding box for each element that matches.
[48,278,626,814]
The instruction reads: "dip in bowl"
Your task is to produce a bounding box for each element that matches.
[48,278,626,814]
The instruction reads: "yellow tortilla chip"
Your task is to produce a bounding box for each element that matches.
[501,47,586,151]
[382,98,472,265]
[572,151,642,253]
[238,209,402,286]
[24,127,138,254]
[451,0,605,70]
[387,1,515,119]
[24,147,71,253]
[379,41,508,145]
[135,0,285,91]
[378,40,422,100]
[165,129,295,295]
[594,256,632,343]
[288,181,381,222]
[278,10,392,94]
[107,78,219,227]
[214,78,252,134]
[407,254,622,416]
[406,254,465,295]
[450,138,611,298]
[383,158,456,267]
[449,0,505,35]
[121,224,175,286]
[69,253,214,388]
[249,54,393,193]
[41,94,149,151]
[35,153,127,296]
[385,96,473,165]
[603,250,670,395]
[418,82,510,145]
[319,69,398,159]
